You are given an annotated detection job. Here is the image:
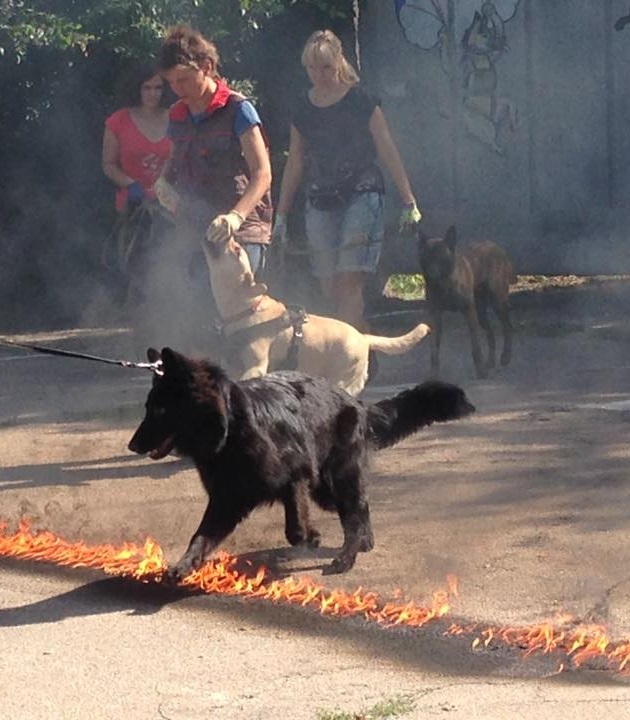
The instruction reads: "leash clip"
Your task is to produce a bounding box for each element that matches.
[120,359,164,375]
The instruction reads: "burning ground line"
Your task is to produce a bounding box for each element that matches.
[2,519,630,675]
[448,620,630,673]
[0,519,451,627]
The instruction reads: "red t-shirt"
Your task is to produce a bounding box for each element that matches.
[105,108,172,211]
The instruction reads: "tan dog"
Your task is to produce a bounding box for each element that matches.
[418,225,515,379]
[202,235,430,396]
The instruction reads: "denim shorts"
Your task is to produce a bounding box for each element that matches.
[304,191,384,278]
[243,243,267,277]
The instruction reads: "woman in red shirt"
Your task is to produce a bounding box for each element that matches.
[102,63,171,212]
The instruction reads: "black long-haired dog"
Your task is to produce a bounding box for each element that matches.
[128,348,475,580]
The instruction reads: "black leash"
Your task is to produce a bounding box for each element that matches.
[0,336,162,373]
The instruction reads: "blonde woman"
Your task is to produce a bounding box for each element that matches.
[273,29,422,331]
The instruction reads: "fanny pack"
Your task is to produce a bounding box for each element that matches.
[307,165,384,212]
[307,179,355,212]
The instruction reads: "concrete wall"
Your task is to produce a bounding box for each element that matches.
[361,0,630,274]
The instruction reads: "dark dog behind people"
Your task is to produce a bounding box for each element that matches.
[418,225,516,379]
[128,347,476,580]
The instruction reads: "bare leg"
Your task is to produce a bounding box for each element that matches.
[317,274,338,317]
[332,271,366,331]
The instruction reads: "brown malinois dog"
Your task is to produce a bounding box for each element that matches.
[418,226,516,379]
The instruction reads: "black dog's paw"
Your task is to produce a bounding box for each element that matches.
[322,553,356,575]
[286,527,322,548]
[358,529,374,553]
[163,565,189,585]
[306,528,322,548]
[163,559,197,585]
[162,567,185,585]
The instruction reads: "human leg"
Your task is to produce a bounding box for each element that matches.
[332,271,366,330]
[334,192,384,330]
[304,201,342,312]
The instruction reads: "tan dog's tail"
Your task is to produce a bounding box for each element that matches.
[365,323,430,355]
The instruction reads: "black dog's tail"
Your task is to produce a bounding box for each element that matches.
[367,381,476,450]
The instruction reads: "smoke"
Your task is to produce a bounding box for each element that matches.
[0,47,114,333]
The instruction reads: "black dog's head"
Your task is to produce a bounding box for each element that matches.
[418,225,458,284]
[128,347,231,461]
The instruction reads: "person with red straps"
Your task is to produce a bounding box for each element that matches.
[156,24,272,278]
[102,63,171,213]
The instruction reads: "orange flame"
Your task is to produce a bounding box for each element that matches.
[0,518,165,579]
[1,519,630,674]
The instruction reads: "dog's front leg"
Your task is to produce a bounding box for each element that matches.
[166,502,242,583]
[494,301,513,367]
[238,345,270,381]
[239,366,267,381]
[428,306,443,377]
[282,481,321,548]
[463,305,487,378]
[324,503,373,575]
[324,469,374,575]
[476,294,496,368]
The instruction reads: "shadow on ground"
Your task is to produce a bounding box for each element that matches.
[1,559,629,688]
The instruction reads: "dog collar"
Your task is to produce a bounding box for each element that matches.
[219,298,264,329]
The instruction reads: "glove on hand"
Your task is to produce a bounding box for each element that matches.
[271,214,288,245]
[153,176,179,215]
[399,201,422,233]
[126,181,145,207]
[207,210,245,244]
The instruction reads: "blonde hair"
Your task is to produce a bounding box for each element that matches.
[301,30,359,86]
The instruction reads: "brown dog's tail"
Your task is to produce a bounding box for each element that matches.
[364,323,430,356]
[366,380,475,450]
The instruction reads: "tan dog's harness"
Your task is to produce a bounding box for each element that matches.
[219,305,308,371]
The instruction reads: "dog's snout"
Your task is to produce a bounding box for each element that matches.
[128,431,143,454]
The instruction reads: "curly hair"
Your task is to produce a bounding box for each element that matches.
[159,24,220,77]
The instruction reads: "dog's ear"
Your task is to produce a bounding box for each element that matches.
[418,228,430,247]
[160,347,190,377]
[444,225,457,251]
[147,347,161,363]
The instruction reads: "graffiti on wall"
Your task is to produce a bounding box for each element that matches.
[615,9,630,31]
[395,1,521,154]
